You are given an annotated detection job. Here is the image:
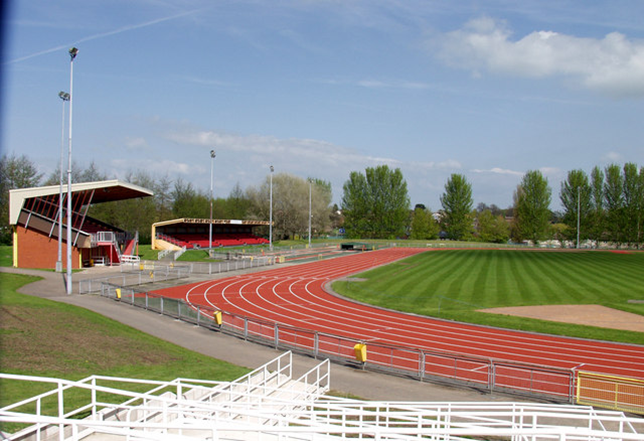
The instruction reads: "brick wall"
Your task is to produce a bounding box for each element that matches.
[15,225,82,269]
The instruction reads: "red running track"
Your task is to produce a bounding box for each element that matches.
[154,248,644,384]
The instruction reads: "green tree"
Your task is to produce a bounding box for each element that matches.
[513,170,552,244]
[560,169,592,248]
[440,174,473,240]
[246,173,332,239]
[622,163,644,247]
[410,206,439,240]
[0,154,43,244]
[223,182,251,219]
[172,178,209,219]
[589,166,605,246]
[43,160,108,185]
[89,170,159,244]
[153,174,174,222]
[341,165,410,239]
[476,210,510,243]
[604,164,625,246]
[309,178,333,238]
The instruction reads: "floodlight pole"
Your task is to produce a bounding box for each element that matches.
[269,165,274,251]
[209,150,216,251]
[66,47,78,295]
[577,186,581,249]
[57,91,70,273]
[308,179,312,248]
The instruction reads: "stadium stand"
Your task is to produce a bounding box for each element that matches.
[9,180,153,269]
[1,352,642,441]
[152,218,270,251]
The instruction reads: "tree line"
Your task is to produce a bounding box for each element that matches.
[340,163,644,248]
[2,153,643,248]
[0,154,334,245]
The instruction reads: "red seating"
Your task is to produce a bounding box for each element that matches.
[160,232,268,248]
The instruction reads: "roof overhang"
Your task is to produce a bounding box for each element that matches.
[9,180,154,225]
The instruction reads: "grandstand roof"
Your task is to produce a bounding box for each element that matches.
[9,179,153,225]
[153,218,271,228]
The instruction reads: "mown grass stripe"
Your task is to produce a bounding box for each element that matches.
[332,249,644,344]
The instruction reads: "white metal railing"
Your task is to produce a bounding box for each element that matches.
[0,352,334,441]
[91,231,116,244]
[78,265,191,294]
[120,254,140,263]
[1,355,641,441]
[158,248,174,259]
[79,257,275,294]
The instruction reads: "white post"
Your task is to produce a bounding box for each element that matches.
[269,165,274,250]
[308,179,312,248]
[57,92,69,273]
[209,150,216,251]
[66,47,78,295]
[577,186,581,249]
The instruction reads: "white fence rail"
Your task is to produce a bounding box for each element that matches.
[78,257,275,294]
[1,352,641,441]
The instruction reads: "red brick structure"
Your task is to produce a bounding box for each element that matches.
[10,180,153,269]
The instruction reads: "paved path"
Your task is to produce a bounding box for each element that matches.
[2,265,544,404]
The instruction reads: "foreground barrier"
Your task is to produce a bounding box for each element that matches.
[577,371,644,414]
[100,284,589,405]
[3,353,642,441]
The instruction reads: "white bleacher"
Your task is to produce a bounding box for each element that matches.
[1,352,642,441]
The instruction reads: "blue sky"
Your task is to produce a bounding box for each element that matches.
[3,0,644,212]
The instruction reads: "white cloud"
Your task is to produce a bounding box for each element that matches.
[317,77,432,90]
[111,158,195,176]
[124,137,149,151]
[471,167,523,176]
[434,17,644,97]
[604,151,624,162]
[539,167,562,176]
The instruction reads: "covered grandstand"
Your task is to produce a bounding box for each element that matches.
[152,218,270,251]
[9,180,153,269]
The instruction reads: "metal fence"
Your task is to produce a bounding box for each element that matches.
[100,284,578,404]
[79,257,275,294]
[576,371,644,414]
[161,256,274,275]
[78,265,191,294]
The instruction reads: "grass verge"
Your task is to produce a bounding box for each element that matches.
[0,272,250,433]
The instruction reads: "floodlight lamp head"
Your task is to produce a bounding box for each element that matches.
[210,150,216,158]
[69,47,79,60]
[58,91,70,101]
[270,165,274,173]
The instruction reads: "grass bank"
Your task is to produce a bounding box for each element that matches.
[333,249,644,345]
[0,272,250,432]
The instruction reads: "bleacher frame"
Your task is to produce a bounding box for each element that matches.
[1,352,642,441]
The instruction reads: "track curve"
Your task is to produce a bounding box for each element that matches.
[154,248,644,381]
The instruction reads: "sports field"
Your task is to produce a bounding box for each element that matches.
[333,249,644,342]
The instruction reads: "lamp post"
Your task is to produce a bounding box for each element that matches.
[209,150,216,251]
[269,165,274,251]
[308,179,312,248]
[577,187,581,249]
[57,91,70,273]
[66,47,78,295]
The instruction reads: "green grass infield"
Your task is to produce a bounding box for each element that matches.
[332,249,644,345]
